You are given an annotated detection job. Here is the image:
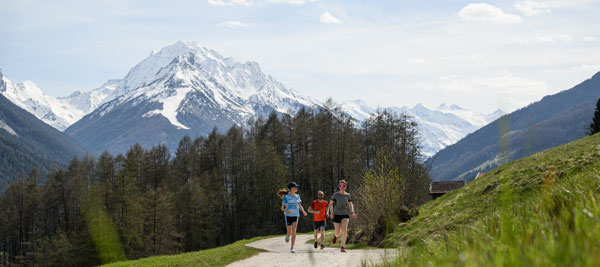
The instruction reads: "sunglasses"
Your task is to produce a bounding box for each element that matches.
[339,184,346,188]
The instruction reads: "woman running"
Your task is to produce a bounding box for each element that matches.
[308,191,328,250]
[278,182,307,253]
[328,180,356,252]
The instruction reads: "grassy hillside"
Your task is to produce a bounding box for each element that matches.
[390,133,600,266]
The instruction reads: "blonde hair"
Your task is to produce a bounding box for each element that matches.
[277,189,289,199]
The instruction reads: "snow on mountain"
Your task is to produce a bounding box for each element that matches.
[341,100,377,121]
[0,118,18,136]
[66,41,321,154]
[0,68,120,131]
[341,100,505,157]
[94,41,317,128]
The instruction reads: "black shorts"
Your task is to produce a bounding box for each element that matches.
[333,214,350,223]
[313,220,326,230]
[286,216,299,226]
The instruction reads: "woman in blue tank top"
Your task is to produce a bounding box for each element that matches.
[278,182,307,253]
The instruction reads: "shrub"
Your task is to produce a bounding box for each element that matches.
[353,150,409,246]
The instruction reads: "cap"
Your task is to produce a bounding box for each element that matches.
[287,182,299,189]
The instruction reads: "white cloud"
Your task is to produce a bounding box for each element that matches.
[320,11,342,24]
[557,34,573,42]
[267,0,316,4]
[216,21,253,29]
[515,0,552,16]
[533,35,555,42]
[207,0,252,6]
[512,34,579,44]
[582,35,600,42]
[459,3,523,24]
[572,64,600,71]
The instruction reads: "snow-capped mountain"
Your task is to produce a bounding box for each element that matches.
[341,100,504,157]
[0,68,120,131]
[66,41,320,154]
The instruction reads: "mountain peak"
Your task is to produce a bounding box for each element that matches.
[449,104,463,110]
[438,103,464,110]
[349,99,368,105]
[413,103,428,110]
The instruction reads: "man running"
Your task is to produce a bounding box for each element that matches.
[308,191,328,250]
[279,182,307,253]
[328,180,356,252]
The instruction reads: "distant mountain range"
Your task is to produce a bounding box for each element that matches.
[0,92,87,190]
[2,41,500,156]
[4,40,595,171]
[0,68,120,131]
[341,100,504,157]
[428,71,600,181]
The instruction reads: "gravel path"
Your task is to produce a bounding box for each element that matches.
[227,234,397,267]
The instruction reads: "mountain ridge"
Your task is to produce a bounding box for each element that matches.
[427,71,600,181]
[0,93,88,190]
[341,101,504,157]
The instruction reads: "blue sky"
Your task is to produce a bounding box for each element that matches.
[1,0,599,113]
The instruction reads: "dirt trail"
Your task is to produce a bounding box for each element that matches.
[227,234,397,267]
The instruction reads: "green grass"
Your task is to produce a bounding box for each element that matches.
[101,235,276,267]
[388,133,600,266]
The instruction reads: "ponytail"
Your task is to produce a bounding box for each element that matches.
[277,189,289,199]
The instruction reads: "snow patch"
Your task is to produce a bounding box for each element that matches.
[143,87,192,130]
[0,119,17,136]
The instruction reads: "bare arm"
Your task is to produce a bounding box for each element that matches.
[328,201,334,218]
[308,206,319,214]
[349,201,356,218]
[299,203,308,216]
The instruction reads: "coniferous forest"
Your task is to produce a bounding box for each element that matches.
[0,101,430,266]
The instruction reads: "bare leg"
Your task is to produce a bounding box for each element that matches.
[341,218,349,248]
[320,227,325,244]
[291,222,298,248]
[334,222,341,237]
[314,229,318,242]
[287,225,292,236]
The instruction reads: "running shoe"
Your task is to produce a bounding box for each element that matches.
[314,242,318,249]
[320,243,325,250]
[341,247,346,253]
[291,247,295,253]
[285,235,290,243]
[332,235,337,244]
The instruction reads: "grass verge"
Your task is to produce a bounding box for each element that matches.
[101,235,276,267]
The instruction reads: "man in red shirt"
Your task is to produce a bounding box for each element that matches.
[308,191,329,249]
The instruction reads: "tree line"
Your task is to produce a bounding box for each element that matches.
[0,100,430,266]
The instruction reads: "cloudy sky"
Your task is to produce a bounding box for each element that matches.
[1,0,599,113]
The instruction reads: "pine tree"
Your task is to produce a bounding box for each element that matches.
[590,97,600,135]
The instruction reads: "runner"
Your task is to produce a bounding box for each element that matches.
[328,180,356,252]
[278,182,307,253]
[308,191,328,250]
